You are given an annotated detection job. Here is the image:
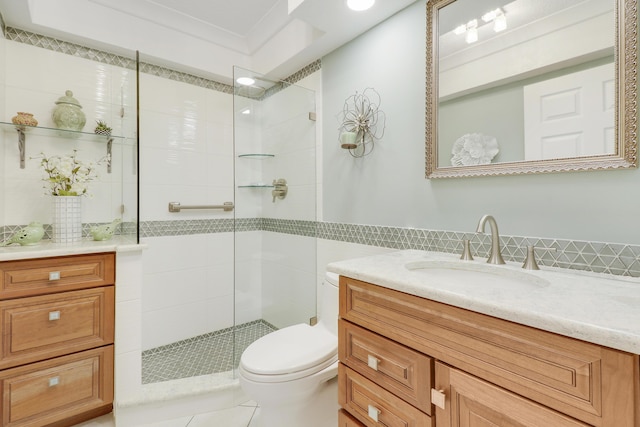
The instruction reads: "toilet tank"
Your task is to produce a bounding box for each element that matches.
[318,272,339,336]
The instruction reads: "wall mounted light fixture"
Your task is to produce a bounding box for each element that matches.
[337,88,386,158]
[455,8,507,44]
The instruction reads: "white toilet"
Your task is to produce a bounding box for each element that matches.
[238,272,340,427]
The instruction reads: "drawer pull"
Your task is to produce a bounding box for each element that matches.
[367,354,380,370]
[49,271,61,281]
[367,404,380,422]
[49,376,60,387]
[48,310,61,321]
[431,388,446,409]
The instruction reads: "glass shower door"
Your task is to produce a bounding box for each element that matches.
[233,66,317,370]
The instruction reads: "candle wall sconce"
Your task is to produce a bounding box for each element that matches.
[337,88,386,157]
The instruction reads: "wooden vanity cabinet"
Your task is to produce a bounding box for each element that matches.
[0,253,115,427]
[338,276,640,427]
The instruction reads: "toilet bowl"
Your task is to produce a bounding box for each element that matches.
[238,272,339,427]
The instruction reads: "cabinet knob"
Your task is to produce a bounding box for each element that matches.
[49,311,61,321]
[431,388,446,409]
[49,376,60,387]
[367,404,380,422]
[367,354,380,371]
[49,271,61,281]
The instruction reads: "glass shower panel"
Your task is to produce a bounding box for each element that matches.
[233,66,317,370]
[138,52,235,386]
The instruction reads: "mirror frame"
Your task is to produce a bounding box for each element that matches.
[426,0,638,178]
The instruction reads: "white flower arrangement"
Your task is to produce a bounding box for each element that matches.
[36,150,100,196]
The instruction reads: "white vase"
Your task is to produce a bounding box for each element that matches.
[51,196,83,243]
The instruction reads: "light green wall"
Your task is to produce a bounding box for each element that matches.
[322,0,640,244]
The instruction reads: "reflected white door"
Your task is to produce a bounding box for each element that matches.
[524,63,614,160]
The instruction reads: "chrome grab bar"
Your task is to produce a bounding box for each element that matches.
[168,201,234,213]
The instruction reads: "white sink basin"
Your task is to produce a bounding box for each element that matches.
[404,260,550,292]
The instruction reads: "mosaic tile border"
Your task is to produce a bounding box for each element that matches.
[0,221,136,242]
[5,218,640,277]
[5,27,319,97]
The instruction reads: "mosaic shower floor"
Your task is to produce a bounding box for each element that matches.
[142,320,277,384]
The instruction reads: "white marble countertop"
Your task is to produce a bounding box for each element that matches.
[0,236,146,261]
[327,250,640,354]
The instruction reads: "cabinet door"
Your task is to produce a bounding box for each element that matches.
[434,362,590,427]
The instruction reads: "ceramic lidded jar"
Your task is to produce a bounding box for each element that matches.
[52,90,86,131]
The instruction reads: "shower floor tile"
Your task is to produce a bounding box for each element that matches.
[142,320,277,384]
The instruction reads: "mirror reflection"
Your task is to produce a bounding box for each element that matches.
[426,0,637,178]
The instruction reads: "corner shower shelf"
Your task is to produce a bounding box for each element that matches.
[237,153,275,158]
[0,121,127,173]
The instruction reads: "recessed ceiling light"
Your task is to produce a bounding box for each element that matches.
[347,0,375,11]
[236,77,256,86]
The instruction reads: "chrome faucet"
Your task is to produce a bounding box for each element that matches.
[476,215,505,265]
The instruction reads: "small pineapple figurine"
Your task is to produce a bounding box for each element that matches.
[94,120,112,136]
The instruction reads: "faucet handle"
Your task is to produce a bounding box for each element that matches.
[460,239,474,261]
[522,245,557,270]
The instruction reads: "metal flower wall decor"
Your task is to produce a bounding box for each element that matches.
[337,88,386,157]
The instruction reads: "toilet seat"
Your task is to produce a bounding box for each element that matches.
[240,323,337,383]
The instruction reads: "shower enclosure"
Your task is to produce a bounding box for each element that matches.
[140,62,317,388]
[233,66,318,369]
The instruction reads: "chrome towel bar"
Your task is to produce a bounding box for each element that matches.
[168,201,234,212]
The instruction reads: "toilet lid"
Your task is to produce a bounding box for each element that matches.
[241,323,337,376]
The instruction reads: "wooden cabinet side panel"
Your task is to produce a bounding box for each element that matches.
[340,277,637,427]
[0,253,115,300]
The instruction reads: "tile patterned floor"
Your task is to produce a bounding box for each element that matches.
[142,321,277,384]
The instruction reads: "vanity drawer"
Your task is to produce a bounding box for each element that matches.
[0,345,114,427]
[339,364,433,427]
[339,409,365,427]
[340,277,637,426]
[339,319,432,413]
[0,253,115,300]
[0,286,115,370]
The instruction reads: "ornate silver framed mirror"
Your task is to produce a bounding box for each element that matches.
[426,0,638,178]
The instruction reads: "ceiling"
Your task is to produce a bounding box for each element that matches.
[0,0,419,84]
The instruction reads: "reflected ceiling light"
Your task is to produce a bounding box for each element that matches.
[347,0,375,11]
[465,19,478,44]
[493,10,507,32]
[236,77,255,86]
[481,9,497,23]
[241,108,251,115]
[453,24,467,35]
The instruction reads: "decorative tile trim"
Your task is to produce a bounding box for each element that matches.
[4,219,640,277]
[4,27,317,96]
[5,27,137,70]
[283,59,322,85]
